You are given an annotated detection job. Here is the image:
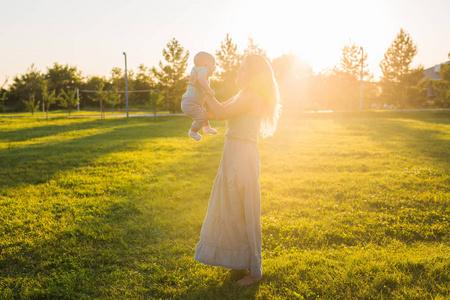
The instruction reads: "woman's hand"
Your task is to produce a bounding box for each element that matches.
[187,74,214,96]
[186,73,199,88]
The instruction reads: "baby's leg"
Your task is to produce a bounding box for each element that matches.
[181,98,204,141]
[201,107,218,135]
[189,120,203,141]
[190,120,203,132]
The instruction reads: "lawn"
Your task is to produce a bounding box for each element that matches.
[0,109,174,118]
[0,111,449,299]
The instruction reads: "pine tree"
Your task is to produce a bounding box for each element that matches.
[243,37,268,60]
[213,34,241,100]
[152,38,189,113]
[379,28,424,108]
[333,42,371,110]
[335,43,369,81]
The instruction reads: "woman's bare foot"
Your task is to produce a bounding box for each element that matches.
[228,269,249,281]
[236,275,262,286]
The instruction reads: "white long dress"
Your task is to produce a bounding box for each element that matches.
[195,113,262,277]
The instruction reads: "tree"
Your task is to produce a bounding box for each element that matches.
[152,38,189,113]
[335,43,369,81]
[271,53,313,112]
[81,76,110,108]
[379,28,425,108]
[94,82,109,119]
[134,64,154,106]
[45,63,82,106]
[0,77,8,112]
[59,88,78,116]
[105,89,123,114]
[8,64,44,111]
[23,93,40,116]
[41,81,58,120]
[0,77,8,102]
[331,42,372,110]
[149,90,165,117]
[243,37,268,60]
[310,70,344,111]
[213,34,241,100]
[432,52,450,110]
[110,67,127,91]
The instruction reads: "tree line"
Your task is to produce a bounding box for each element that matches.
[0,29,448,115]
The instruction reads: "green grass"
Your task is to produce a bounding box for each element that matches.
[0,109,173,118]
[0,111,449,299]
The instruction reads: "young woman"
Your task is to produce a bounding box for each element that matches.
[194,54,281,286]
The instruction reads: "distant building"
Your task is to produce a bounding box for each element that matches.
[423,61,450,100]
[423,61,450,81]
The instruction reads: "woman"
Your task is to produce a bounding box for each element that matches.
[194,54,281,286]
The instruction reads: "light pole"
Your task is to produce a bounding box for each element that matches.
[123,52,129,118]
[360,47,364,111]
[76,88,80,112]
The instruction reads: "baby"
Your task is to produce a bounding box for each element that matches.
[181,52,218,141]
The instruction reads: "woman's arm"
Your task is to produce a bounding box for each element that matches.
[204,93,252,120]
[205,96,236,119]
[197,73,215,96]
[220,96,236,106]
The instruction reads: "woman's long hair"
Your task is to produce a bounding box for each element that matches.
[245,54,281,138]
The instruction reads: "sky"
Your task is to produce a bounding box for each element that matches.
[1,0,449,87]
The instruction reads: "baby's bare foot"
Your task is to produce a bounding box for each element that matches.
[189,130,202,141]
[203,126,218,135]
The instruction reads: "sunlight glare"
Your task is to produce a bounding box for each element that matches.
[232,0,385,74]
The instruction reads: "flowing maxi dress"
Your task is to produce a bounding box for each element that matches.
[195,113,263,277]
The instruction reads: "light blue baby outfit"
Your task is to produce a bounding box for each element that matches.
[181,66,210,131]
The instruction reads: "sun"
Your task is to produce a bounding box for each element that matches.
[231,0,382,73]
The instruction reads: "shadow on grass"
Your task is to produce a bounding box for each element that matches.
[0,115,233,298]
[0,116,176,143]
[0,116,215,298]
[299,110,450,125]
[0,117,187,191]
[336,113,449,168]
[331,114,450,245]
[0,199,160,298]
[180,272,261,300]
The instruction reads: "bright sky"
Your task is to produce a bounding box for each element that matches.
[1,0,449,86]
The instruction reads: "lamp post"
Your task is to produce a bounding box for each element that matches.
[76,88,80,112]
[123,52,129,118]
[360,47,364,111]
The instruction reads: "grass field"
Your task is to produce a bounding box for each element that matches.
[0,111,449,299]
[0,109,173,118]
